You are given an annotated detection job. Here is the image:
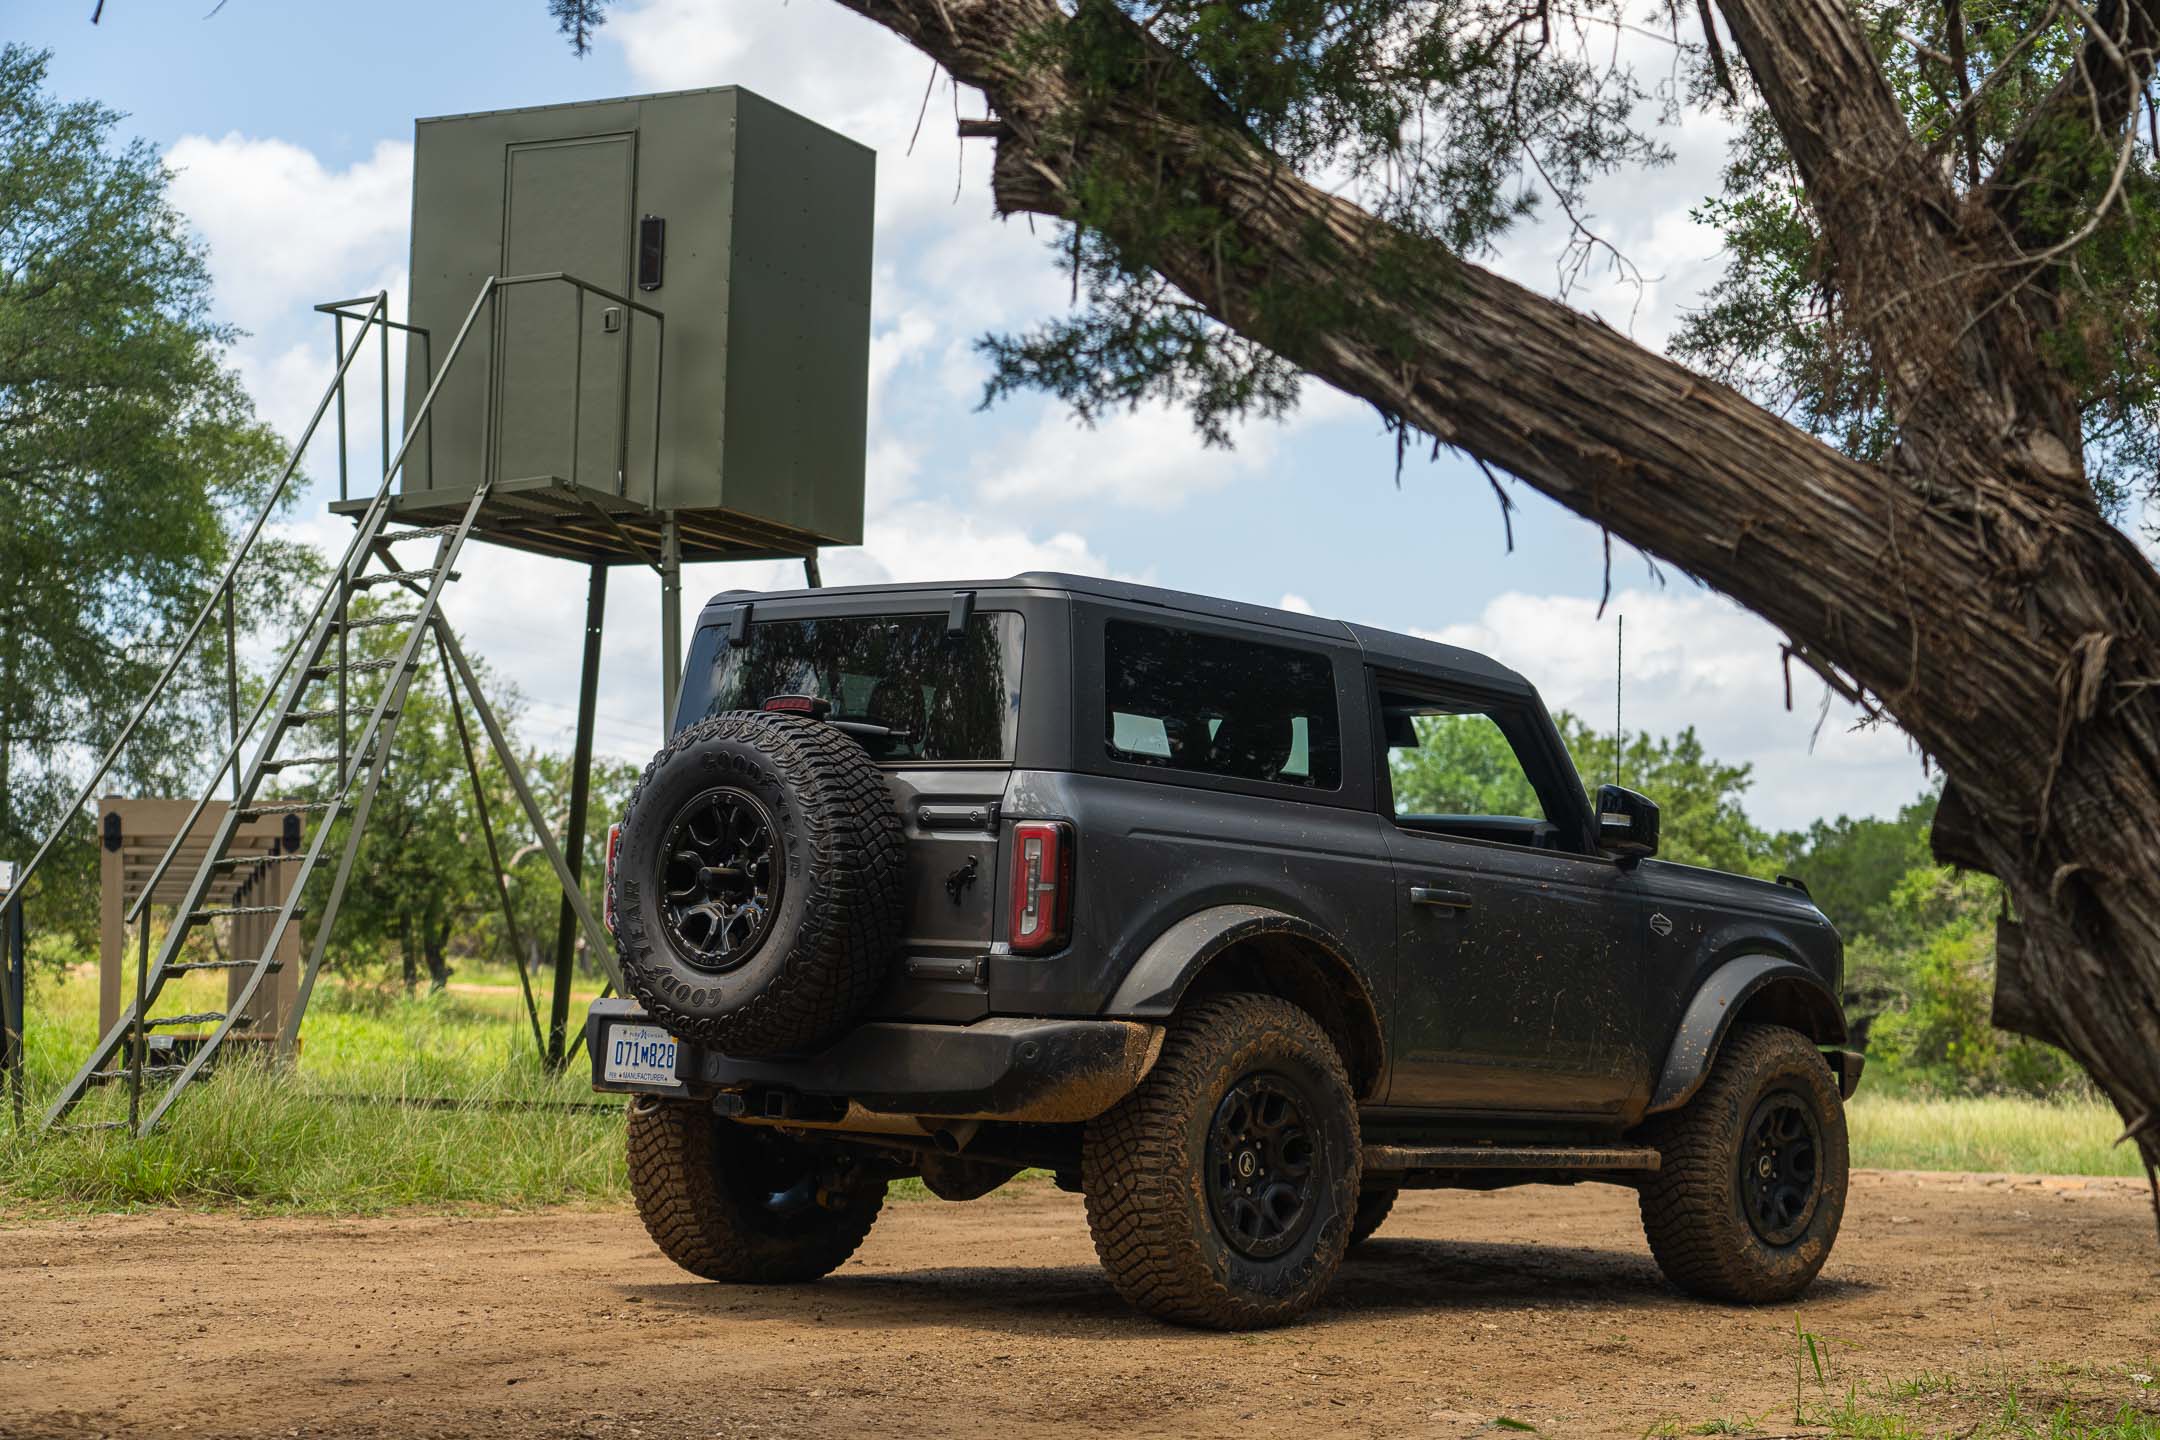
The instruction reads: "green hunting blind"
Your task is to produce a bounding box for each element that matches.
[19,87,877,1136]
[348,86,875,563]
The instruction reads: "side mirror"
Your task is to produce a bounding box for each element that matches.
[1596,784,1660,860]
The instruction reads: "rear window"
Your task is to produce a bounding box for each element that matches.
[1104,620,1341,789]
[679,612,1024,762]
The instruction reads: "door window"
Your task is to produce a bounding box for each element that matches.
[1104,621,1341,789]
[1382,694,1560,847]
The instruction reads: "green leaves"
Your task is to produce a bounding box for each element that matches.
[1672,2,2160,520]
[0,45,314,949]
[988,0,1679,443]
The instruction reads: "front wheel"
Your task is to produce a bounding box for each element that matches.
[1082,993,1360,1329]
[627,1099,886,1283]
[1347,1186,1398,1248]
[1636,1023,1849,1302]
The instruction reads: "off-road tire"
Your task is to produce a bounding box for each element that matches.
[1636,1023,1848,1303]
[1348,1186,1398,1248]
[611,710,906,1057]
[626,1099,886,1283]
[1082,993,1360,1329]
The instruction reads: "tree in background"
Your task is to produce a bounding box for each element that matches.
[1390,710,1778,876]
[0,45,315,951]
[548,0,2160,1170]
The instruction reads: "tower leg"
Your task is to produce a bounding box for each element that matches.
[551,562,608,1068]
[660,514,682,737]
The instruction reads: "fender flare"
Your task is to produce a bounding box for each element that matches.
[1106,904,1385,1097]
[1646,954,1849,1115]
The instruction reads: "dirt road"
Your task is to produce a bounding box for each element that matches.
[4,1170,2156,1439]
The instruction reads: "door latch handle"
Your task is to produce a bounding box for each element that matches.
[1409,886,1474,909]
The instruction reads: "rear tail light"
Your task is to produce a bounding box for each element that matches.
[1009,820,1072,953]
[603,821,622,933]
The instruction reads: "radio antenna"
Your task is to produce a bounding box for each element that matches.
[1613,613,1624,790]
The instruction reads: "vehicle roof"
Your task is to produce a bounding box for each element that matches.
[696,572,1535,696]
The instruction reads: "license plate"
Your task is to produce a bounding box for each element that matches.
[603,1023,682,1086]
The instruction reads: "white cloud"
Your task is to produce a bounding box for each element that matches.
[1427,587,1929,830]
[975,403,1284,510]
[165,135,412,339]
[1278,593,1316,614]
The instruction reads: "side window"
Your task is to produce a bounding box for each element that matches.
[1105,620,1342,789]
[1383,694,1550,829]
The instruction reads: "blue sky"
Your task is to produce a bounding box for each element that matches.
[15,0,1931,827]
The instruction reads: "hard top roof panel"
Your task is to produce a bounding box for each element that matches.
[695,572,1530,693]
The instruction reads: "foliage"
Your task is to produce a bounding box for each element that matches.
[1674,3,2160,520]
[1855,868,2082,1097]
[1388,709,1780,876]
[0,45,318,949]
[988,0,1683,445]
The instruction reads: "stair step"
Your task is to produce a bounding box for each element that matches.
[350,569,447,590]
[261,753,351,772]
[189,904,295,921]
[235,800,338,819]
[381,525,461,543]
[89,1065,189,1081]
[306,658,400,679]
[214,854,308,870]
[138,1012,225,1030]
[1361,1143,1662,1174]
[328,613,421,631]
[280,707,398,727]
[166,958,283,974]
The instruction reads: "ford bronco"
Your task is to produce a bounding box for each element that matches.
[590,573,1861,1329]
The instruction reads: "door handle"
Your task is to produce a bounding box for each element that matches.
[1409,885,1474,909]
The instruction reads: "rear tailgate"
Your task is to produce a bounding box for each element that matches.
[875,768,1007,1022]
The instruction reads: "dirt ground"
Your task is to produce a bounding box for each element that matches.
[4,1170,2157,1439]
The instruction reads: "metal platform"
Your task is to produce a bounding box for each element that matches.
[328,475,827,567]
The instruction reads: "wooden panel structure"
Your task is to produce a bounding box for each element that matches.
[97,798,305,1042]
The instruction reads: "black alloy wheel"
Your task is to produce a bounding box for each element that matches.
[1206,1073,1319,1260]
[661,787,780,971]
[1739,1091,1821,1246]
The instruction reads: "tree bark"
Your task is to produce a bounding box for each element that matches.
[826,0,2160,1160]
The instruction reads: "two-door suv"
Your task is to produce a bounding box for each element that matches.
[590,574,1862,1328]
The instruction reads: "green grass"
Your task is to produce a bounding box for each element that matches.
[2,962,2147,1213]
[1848,1092,2145,1177]
[1644,1353,2160,1439]
[0,964,627,1215]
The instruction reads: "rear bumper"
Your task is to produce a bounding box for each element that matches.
[586,997,1163,1124]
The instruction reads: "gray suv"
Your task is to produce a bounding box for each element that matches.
[589,573,1861,1328]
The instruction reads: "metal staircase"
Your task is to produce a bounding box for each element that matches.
[4,273,625,1135]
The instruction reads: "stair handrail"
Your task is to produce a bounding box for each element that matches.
[116,277,505,927]
[0,292,392,928]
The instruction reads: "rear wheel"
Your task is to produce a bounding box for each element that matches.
[1082,993,1360,1329]
[1636,1024,1848,1302]
[626,1099,886,1283]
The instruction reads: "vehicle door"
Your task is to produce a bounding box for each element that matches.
[1376,682,1648,1114]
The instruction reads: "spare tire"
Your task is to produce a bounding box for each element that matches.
[610,710,907,1056]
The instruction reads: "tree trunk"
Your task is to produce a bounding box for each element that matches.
[424,909,450,993]
[827,0,2160,1164]
[398,913,417,995]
